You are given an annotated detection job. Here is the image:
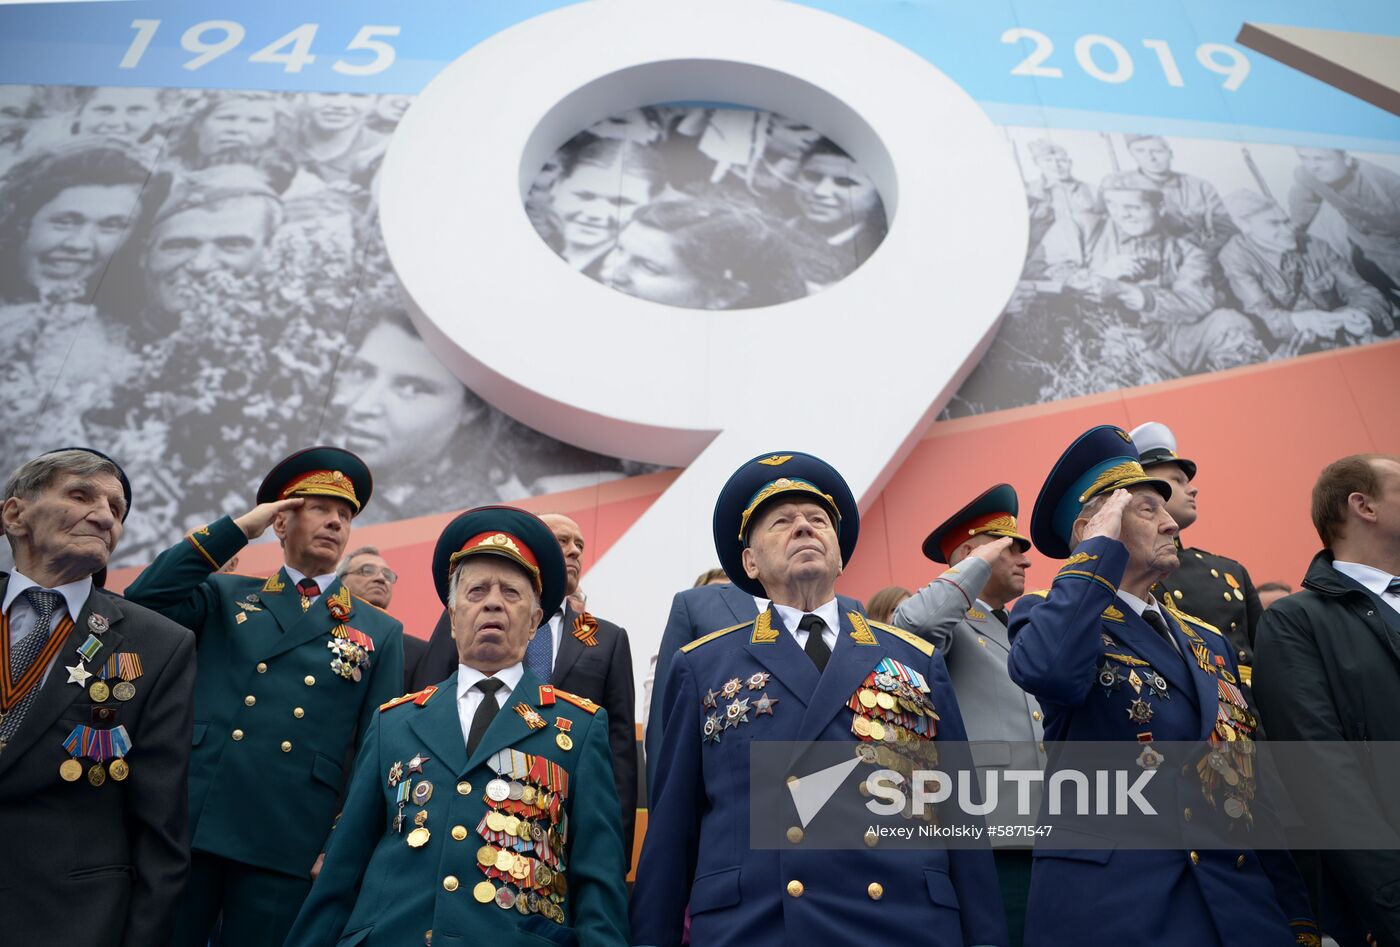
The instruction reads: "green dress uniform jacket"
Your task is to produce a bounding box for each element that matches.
[284,669,629,947]
[123,515,404,877]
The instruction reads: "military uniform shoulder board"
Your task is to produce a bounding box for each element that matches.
[867,619,935,657]
[1163,598,1225,638]
[1024,589,1050,600]
[379,685,437,712]
[680,621,749,653]
[348,592,389,613]
[1102,605,1126,623]
[966,608,988,621]
[552,688,600,715]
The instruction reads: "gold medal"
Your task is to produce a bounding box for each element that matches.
[473,881,497,904]
[503,815,521,836]
[495,848,515,871]
[869,719,887,742]
[109,758,130,781]
[510,858,529,880]
[478,845,498,867]
[521,785,537,807]
[858,688,878,709]
[486,811,507,833]
[875,692,896,711]
[555,733,573,751]
[853,715,871,738]
[87,763,106,787]
[59,759,83,781]
[406,827,431,848]
[89,680,110,703]
[112,681,136,702]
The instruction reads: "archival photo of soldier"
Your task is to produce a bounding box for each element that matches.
[525,105,889,309]
[943,128,1399,418]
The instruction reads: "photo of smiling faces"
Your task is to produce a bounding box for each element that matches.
[526,105,889,309]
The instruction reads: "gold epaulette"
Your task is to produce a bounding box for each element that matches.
[379,685,437,712]
[867,619,935,657]
[1024,589,1049,599]
[680,621,749,653]
[552,688,600,715]
[1162,598,1225,638]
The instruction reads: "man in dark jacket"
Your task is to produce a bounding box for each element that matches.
[1255,452,1400,947]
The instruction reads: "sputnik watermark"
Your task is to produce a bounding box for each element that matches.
[864,767,1158,818]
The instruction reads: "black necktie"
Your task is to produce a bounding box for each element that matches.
[798,614,831,672]
[466,678,505,755]
[1386,577,1400,595]
[1141,609,1174,646]
[991,608,1010,627]
[296,577,320,598]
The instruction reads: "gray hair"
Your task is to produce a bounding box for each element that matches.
[337,545,381,577]
[1070,494,1110,547]
[446,557,542,611]
[3,450,127,527]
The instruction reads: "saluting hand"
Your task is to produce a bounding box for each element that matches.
[1082,488,1132,542]
[968,536,1015,564]
[234,498,304,540]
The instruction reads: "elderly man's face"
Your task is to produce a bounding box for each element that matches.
[1243,206,1297,254]
[1103,189,1162,238]
[741,499,843,593]
[342,552,394,608]
[22,184,141,292]
[1128,139,1173,175]
[1114,486,1179,576]
[144,196,272,313]
[2,471,126,575]
[1297,148,1350,185]
[273,496,353,576]
[540,513,585,597]
[450,558,544,673]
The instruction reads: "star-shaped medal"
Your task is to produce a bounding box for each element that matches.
[720,678,742,700]
[387,761,404,788]
[65,662,92,686]
[746,672,770,691]
[407,753,430,775]
[703,714,722,744]
[702,689,719,710]
[754,693,778,716]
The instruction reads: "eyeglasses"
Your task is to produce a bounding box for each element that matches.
[350,563,398,584]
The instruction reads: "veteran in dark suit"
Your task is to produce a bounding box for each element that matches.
[124,446,404,947]
[285,505,628,947]
[643,563,862,801]
[632,452,1006,947]
[892,483,1044,945]
[1007,426,1317,947]
[0,448,196,947]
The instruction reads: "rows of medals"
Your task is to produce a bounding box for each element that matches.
[850,658,941,822]
[473,748,572,923]
[60,614,143,786]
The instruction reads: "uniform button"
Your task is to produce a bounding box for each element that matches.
[442,875,459,892]
[867,882,884,900]
[1032,711,1042,721]
[256,663,268,673]
[456,781,472,796]
[786,880,804,898]
[786,827,804,844]
[1238,650,1246,660]
[786,775,799,787]
[863,829,879,848]
[1183,808,1192,822]
[1038,742,1046,754]
[452,825,468,841]
[977,637,986,647]
[304,675,316,686]
[294,707,305,718]
[281,741,292,752]
[1236,854,1246,869]
[244,695,256,706]
[424,932,432,946]
[232,729,244,741]
[1210,568,1219,578]
[1189,851,1199,865]
[1174,589,1185,597]
[1223,592,1232,602]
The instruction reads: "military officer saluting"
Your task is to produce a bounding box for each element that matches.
[1130,421,1263,683]
[632,452,1006,947]
[891,484,1043,946]
[1007,426,1317,947]
[285,505,628,947]
[124,446,405,946]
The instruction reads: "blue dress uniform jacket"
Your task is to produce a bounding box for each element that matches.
[632,606,1006,947]
[123,515,404,876]
[284,669,629,947]
[1006,537,1317,947]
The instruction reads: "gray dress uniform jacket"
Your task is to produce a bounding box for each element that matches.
[892,557,1047,844]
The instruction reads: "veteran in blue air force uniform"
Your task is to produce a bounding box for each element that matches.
[631,452,1006,947]
[285,506,628,947]
[123,447,405,947]
[1006,426,1318,947]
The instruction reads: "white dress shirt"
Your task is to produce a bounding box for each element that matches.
[1117,589,1182,654]
[285,565,339,604]
[541,607,566,674]
[455,662,525,746]
[3,570,92,684]
[1333,560,1400,616]
[772,597,841,652]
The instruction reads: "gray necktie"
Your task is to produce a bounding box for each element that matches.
[0,589,64,747]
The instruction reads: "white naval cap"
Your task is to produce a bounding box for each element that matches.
[1129,421,1197,480]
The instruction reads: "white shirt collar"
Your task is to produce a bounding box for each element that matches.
[771,597,842,637]
[284,565,339,593]
[4,570,92,621]
[457,662,525,701]
[1116,589,1159,618]
[1332,560,1399,598]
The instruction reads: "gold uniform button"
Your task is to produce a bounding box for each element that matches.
[786,775,799,787]
[304,675,316,686]
[786,880,804,898]
[1189,851,1200,865]
[256,663,268,674]
[425,932,432,946]
[231,729,244,741]
[1236,854,1246,868]
[456,781,472,796]
[1032,710,1042,721]
[294,707,305,718]
[863,829,878,848]
[244,695,256,706]
[452,825,468,841]
[786,827,804,844]
[1183,808,1192,822]
[867,882,884,900]
[1038,742,1046,754]
[443,875,459,892]
[281,741,292,752]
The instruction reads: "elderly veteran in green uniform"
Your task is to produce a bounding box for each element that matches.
[285,506,628,947]
[891,483,1043,946]
[124,446,404,947]
[1129,422,1264,687]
